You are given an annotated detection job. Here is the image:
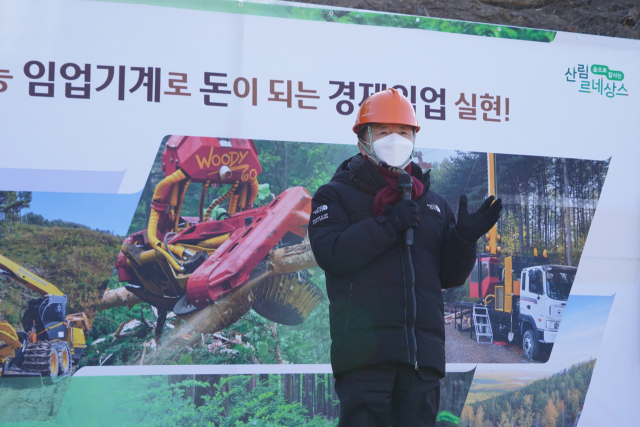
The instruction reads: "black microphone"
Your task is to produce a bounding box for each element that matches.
[398,173,414,246]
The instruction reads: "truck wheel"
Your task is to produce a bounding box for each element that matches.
[523,329,540,360]
[53,342,72,374]
[48,349,59,377]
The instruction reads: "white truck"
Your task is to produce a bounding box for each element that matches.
[469,255,576,360]
[517,264,575,359]
[468,153,577,359]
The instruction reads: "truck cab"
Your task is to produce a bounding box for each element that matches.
[518,265,576,358]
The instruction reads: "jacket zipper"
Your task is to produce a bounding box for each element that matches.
[400,246,418,369]
[344,283,353,337]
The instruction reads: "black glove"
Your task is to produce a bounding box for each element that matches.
[386,199,419,234]
[456,195,502,242]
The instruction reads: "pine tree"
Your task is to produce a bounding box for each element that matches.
[541,399,559,427]
[555,399,566,427]
[498,410,514,427]
[522,395,535,427]
[459,405,474,426]
[476,405,485,426]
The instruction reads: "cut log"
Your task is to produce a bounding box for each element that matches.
[99,287,143,310]
[444,309,471,319]
[267,241,318,275]
[114,319,141,339]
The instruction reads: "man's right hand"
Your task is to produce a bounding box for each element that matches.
[387,200,419,234]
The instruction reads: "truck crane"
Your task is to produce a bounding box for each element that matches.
[469,153,577,360]
[115,136,323,335]
[0,254,89,380]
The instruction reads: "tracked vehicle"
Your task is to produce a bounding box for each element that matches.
[0,254,88,381]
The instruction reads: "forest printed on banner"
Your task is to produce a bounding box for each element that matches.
[0,138,610,426]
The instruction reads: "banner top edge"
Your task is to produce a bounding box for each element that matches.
[84,0,558,43]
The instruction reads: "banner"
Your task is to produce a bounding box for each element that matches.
[0,0,638,425]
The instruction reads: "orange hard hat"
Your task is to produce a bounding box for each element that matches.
[352,88,420,134]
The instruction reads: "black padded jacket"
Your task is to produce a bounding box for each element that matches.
[308,154,476,377]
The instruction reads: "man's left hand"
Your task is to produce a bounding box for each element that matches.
[455,195,502,242]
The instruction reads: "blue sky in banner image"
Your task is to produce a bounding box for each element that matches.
[413,148,458,165]
[545,294,614,372]
[461,294,615,376]
[23,191,142,236]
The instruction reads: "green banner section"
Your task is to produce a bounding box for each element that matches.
[0,372,474,426]
[591,64,625,81]
[0,376,138,426]
[88,0,556,42]
[0,374,335,427]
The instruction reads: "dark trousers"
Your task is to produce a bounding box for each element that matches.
[335,364,440,427]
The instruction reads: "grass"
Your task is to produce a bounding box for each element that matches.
[0,222,122,327]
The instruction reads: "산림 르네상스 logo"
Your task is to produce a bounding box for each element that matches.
[564,64,628,98]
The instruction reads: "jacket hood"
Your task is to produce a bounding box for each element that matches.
[331,154,431,196]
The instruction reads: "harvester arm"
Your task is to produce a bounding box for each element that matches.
[115,136,320,328]
[101,241,318,311]
[185,186,312,308]
[0,254,63,297]
[66,312,91,332]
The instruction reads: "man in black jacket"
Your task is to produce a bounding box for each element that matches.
[308,89,502,426]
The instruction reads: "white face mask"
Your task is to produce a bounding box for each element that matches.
[372,133,414,169]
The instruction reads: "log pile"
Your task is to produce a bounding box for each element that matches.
[444,310,471,325]
[443,303,472,325]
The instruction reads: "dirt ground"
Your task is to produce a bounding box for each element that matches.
[444,323,550,364]
[293,0,640,40]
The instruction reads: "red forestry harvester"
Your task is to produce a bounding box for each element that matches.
[115,136,322,333]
